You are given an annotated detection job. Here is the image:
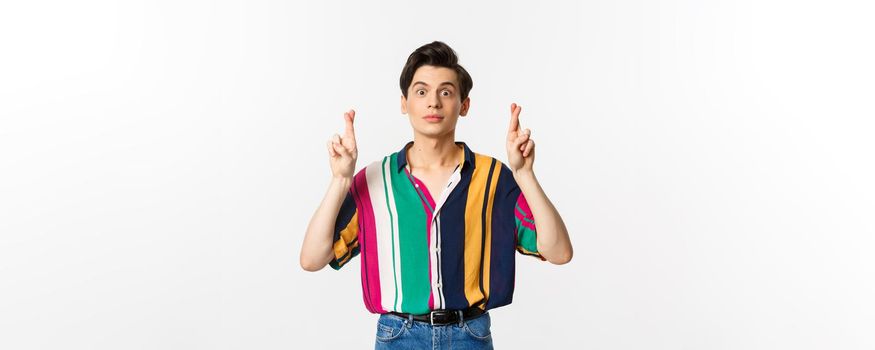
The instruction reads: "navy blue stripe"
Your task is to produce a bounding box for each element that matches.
[486,163,519,309]
[439,163,473,310]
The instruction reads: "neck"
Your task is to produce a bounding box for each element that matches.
[406,134,462,171]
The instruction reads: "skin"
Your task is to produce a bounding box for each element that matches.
[399,65,470,199]
[300,65,572,272]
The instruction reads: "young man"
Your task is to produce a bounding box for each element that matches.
[300,41,572,349]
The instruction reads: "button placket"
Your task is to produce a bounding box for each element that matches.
[419,167,461,310]
[430,171,461,222]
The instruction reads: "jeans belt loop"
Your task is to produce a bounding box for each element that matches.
[457,310,464,327]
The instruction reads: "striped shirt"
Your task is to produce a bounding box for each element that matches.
[330,141,545,315]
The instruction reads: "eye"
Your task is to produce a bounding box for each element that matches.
[441,90,452,97]
[416,89,426,96]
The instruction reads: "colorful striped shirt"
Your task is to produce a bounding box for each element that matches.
[330,141,545,315]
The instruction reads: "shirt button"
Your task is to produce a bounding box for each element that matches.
[414,184,419,188]
[435,282,442,288]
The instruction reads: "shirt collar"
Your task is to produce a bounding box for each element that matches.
[396,141,476,173]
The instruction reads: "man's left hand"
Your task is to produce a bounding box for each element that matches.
[506,102,534,174]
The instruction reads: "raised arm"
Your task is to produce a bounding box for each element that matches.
[300,109,358,271]
[506,103,573,265]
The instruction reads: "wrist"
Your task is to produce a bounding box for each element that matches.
[332,174,353,185]
[512,168,535,179]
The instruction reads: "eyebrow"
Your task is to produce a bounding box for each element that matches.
[412,81,457,89]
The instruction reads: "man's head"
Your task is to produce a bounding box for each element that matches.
[400,41,473,138]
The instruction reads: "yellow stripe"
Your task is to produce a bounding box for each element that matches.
[517,246,545,260]
[338,240,359,266]
[333,211,359,260]
[481,160,500,309]
[464,155,499,308]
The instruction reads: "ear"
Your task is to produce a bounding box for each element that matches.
[459,97,470,117]
[400,94,408,115]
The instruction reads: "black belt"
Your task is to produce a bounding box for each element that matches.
[389,306,485,326]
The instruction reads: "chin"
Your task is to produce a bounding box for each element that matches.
[431,129,458,137]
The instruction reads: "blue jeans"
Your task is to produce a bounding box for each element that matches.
[374,311,494,349]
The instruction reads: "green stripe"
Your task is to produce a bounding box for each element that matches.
[390,153,430,314]
[380,156,400,310]
[515,216,539,253]
[404,169,434,214]
[515,204,525,216]
[515,203,535,224]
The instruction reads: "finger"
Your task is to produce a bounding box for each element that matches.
[330,133,343,155]
[327,141,337,157]
[518,129,531,151]
[344,109,356,139]
[507,103,520,134]
[328,136,339,156]
[332,142,349,157]
[516,129,530,148]
[514,105,522,132]
[523,139,534,157]
[513,132,529,151]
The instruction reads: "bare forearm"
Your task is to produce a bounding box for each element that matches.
[512,169,572,264]
[300,176,352,271]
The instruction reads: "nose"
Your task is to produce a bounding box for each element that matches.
[428,91,442,109]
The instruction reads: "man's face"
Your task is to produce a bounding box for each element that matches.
[401,65,470,138]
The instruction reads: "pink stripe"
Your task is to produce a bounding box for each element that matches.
[516,192,537,231]
[353,168,384,313]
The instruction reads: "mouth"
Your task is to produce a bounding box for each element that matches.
[423,114,444,122]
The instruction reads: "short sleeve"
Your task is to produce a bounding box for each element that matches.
[496,162,546,261]
[329,190,361,270]
[514,192,546,261]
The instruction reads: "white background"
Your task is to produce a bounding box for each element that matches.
[1,0,874,349]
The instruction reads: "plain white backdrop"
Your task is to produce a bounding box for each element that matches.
[1,0,874,349]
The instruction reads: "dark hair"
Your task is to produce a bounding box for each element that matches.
[399,41,473,101]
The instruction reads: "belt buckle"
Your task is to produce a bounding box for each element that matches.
[428,310,462,326]
[429,310,449,325]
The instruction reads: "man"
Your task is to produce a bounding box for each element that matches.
[300,41,572,349]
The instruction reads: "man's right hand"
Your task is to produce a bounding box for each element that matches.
[327,109,358,179]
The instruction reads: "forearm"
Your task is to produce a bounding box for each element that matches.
[512,169,572,264]
[300,176,352,271]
